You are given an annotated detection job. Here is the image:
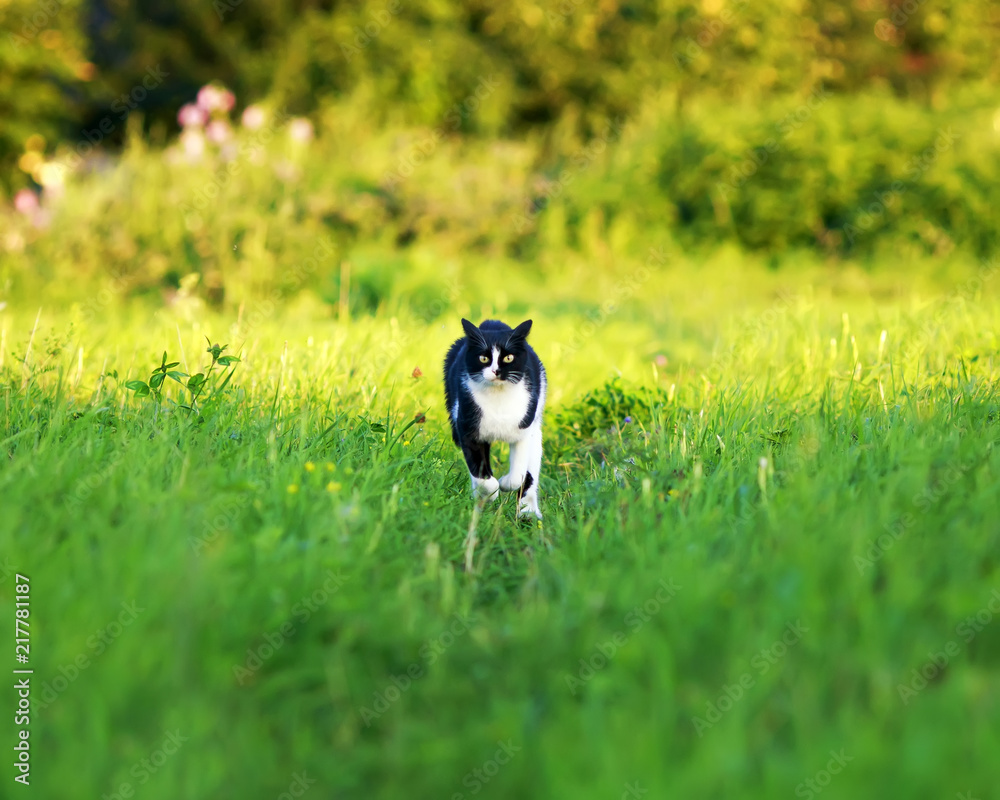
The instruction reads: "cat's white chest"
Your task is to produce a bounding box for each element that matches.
[464,377,531,443]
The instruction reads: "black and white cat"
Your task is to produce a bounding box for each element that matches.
[444,318,546,519]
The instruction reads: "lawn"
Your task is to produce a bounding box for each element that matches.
[2,244,999,799]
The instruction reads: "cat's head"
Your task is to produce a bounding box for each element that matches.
[461,318,532,385]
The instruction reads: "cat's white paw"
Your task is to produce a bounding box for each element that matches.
[472,476,500,501]
[517,494,542,520]
[497,472,526,492]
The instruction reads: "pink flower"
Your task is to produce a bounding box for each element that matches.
[241,104,266,131]
[14,189,39,215]
[180,129,206,161]
[273,160,301,182]
[197,85,221,112]
[42,182,65,204]
[31,208,51,230]
[178,103,207,128]
[205,120,232,144]
[197,84,236,114]
[288,118,314,144]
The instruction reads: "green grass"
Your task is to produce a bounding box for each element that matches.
[2,252,999,799]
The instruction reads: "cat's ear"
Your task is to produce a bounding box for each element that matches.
[461,318,486,345]
[511,319,532,341]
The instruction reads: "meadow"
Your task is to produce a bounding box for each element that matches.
[2,235,999,797]
[1,56,1000,798]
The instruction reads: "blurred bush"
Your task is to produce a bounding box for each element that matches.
[3,0,1000,190]
[2,84,997,314]
[2,0,998,297]
[0,0,97,183]
[554,86,1000,259]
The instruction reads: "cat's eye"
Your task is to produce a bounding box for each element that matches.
[479,355,489,364]
[502,354,514,363]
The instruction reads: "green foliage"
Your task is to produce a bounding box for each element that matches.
[559,87,1000,258]
[0,0,96,183]
[122,339,240,413]
[1,265,999,797]
[2,5,1000,794]
[552,377,669,435]
[3,86,998,315]
[4,0,1000,191]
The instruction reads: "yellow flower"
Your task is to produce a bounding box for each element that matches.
[325,462,335,472]
[304,462,316,472]
[326,481,342,492]
[287,484,299,494]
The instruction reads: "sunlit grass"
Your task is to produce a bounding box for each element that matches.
[1,251,998,798]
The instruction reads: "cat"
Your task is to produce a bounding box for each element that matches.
[444,318,546,519]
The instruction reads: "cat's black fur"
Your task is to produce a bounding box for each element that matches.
[443,318,546,516]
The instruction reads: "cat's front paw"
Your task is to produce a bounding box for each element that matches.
[472,476,500,501]
[497,472,526,492]
[517,494,542,520]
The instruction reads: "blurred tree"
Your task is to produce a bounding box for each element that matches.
[0,0,97,189]
[2,0,999,192]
